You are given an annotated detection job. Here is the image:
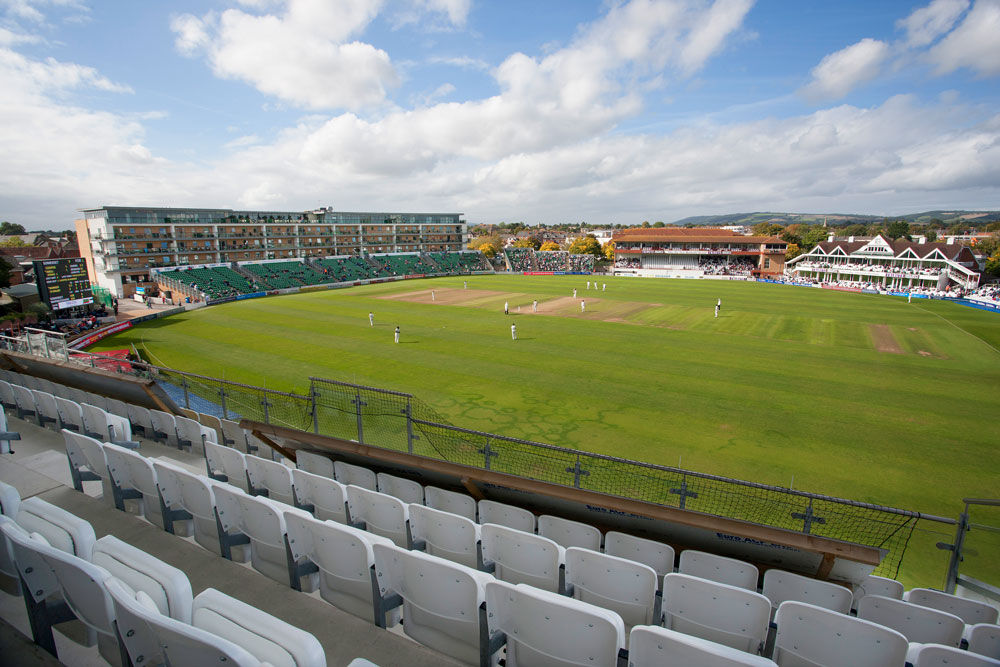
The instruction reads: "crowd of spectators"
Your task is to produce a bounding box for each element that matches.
[698,257,756,275]
[504,247,535,271]
[615,257,640,268]
[536,251,568,271]
[568,253,596,272]
[970,285,1000,303]
[793,261,944,276]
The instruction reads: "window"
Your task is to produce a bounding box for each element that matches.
[764,258,771,269]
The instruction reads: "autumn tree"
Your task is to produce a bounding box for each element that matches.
[539,241,560,251]
[569,234,602,257]
[477,242,498,258]
[785,243,802,261]
[513,237,541,250]
[602,241,615,260]
[752,222,783,236]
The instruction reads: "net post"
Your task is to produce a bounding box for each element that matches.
[311,386,320,435]
[478,436,498,470]
[404,397,416,454]
[261,391,271,424]
[940,505,969,594]
[354,387,365,444]
[670,475,699,509]
[181,376,190,409]
[219,385,228,421]
[566,455,590,489]
[791,498,826,534]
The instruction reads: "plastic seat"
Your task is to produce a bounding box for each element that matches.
[857,594,964,646]
[661,572,770,653]
[103,445,165,528]
[175,414,216,453]
[149,409,178,445]
[772,600,908,667]
[627,626,778,666]
[0,408,18,454]
[604,532,675,581]
[346,485,410,548]
[80,402,112,440]
[564,547,657,630]
[31,390,60,429]
[485,580,626,667]
[538,515,602,551]
[105,397,131,422]
[284,510,395,624]
[966,623,1000,659]
[126,403,155,438]
[178,407,199,421]
[762,568,852,615]
[221,418,252,452]
[291,468,348,523]
[678,550,759,591]
[908,642,1000,666]
[153,461,240,555]
[408,503,481,568]
[373,542,495,665]
[904,588,1000,626]
[296,450,335,477]
[376,472,425,505]
[335,460,377,490]
[12,383,39,421]
[14,496,96,559]
[425,486,477,521]
[0,480,19,518]
[205,440,250,492]
[246,454,295,505]
[197,412,225,444]
[480,523,565,593]
[478,499,536,533]
[0,380,15,410]
[852,574,904,612]
[62,429,112,500]
[54,396,84,433]
[84,392,109,411]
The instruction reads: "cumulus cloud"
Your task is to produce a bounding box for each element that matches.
[928,0,1000,76]
[414,0,471,27]
[800,38,889,102]
[897,0,969,47]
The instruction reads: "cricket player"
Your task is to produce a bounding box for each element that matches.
[504,301,509,315]
[394,326,400,343]
[511,323,517,340]
[369,312,374,326]
[532,299,538,313]
[581,300,586,313]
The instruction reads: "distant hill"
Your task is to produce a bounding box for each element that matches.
[670,211,1000,227]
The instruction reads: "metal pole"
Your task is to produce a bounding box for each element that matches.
[311,387,319,435]
[405,397,414,454]
[355,388,364,444]
[261,393,270,424]
[219,386,228,421]
[942,505,970,594]
[42,335,51,359]
[181,376,190,409]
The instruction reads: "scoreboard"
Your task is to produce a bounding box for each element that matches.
[34,258,94,310]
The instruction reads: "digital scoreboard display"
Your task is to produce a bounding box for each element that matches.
[34,258,94,310]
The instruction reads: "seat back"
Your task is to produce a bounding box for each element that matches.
[904,588,1000,625]
[175,415,214,453]
[425,486,477,521]
[149,409,177,445]
[906,643,1000,667]
[81,402,112,440]
[858,594,964,646]
[376,473,424,505]
[478,499,535,533]
[627,626,779,666]
[852,574,904,612]
[762,568,852,615]
[291,469,348,523]
[283,510,390,621]
[92,534,194,622]
[220,418,251,452]
[662,572,770,653]
[192,587,326,667]
[2,520,68,603]
[373,542,492,665]
[773,600,908,667]
[678,550,759,591]
[246,454,294,505]
[17,496,96,559]
[107,577,261,667]
[179,407,199,421]
[604,532,675,580]
[54,396,84,431]
[84,392,109,411]
[0,479,20,518]
[126,403,155,436]
[104,445,164,527]
[205,440,250,491]
[408,504,480,568]
[0,515,25,578]
[966,623,1000,659]
[296,450,335,478]
[538,515,602,551]
[105,398,131,422]
[485,580,625,667]
[480,523,564,593]
[198,413,225,444]
[335,461,377,490]
[31,390,60,428]
[154,461,223,552]
[346,485,409,547]
[229,492,290,583]
[0,380,15,407]
[12,383,38,418]
[105,412,133,442]
[565,547,657,628]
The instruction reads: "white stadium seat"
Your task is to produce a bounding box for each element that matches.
[12,383,39,422]
[291,468,349,523]
[678,549,759,591]
[283,510,394,624]
[65,429,115,504]
[102,444,165,528]
[604,531,675,581]
[408,503,481,568]
[0,479,20,518]
[246,454,295,505]
[376,472,425,505]
[485,580,626,667]
[538,514,602,552]
[477,499,536,533]
[346,485,410,548]
[126,403,155,438]
[480,523,565,593]
[425,486,477,521]
[904,588,1000,626]
[15,496,96,559]
[205,439,250,492]
[335,461,377,490]
[296,450,335,478]
[762,568,852,616]
[31,390,60,429]
[175,414,216,453]
[906,642,1000,667]
[627,626,778,666]
[773,600,908,667]
[54,396,84,433]
[373,542,495,665]
[149,409,178,446]
[851,574,904,612]
[197,412,225,445]
[0,408,19,454]
[966,623,1000,660]
[80,402,113,441]
[0,380,16,410]
[857,594,965,647]
[661,572,771,654]
[154,461,241,555]
[105,397,131,423]
[564,547,658,630]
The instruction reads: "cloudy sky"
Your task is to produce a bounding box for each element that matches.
[1,0,999,229]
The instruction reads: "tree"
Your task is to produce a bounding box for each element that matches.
[0,237,27,248]
[569,234,602,257]
[986,222,1000,232]
[641,221,651,228]
[785,243,802,261]
[652,221,665,228]
[985,252,1000,278]
[539,241,560,251]
[513,237,541,250]
[925,229,938,242]
[477,242,498,258]
[0,222,26,235]
[752,222,783,236]
[885,220,910,240]
[800,227,829,250]
[972,232,1000,258]
[842,224,868,237]
[780,229,802,245]
[602,241,615,261]
[0,256,10,288]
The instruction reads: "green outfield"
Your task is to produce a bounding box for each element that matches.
[91,275,1000,587]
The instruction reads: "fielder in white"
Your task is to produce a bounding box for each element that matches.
[369,311,374,326]
[394,326,400,343]
[573,288,577,298]
[532,299,538,312]
[581,300,586,312]
[511,323,517,340]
